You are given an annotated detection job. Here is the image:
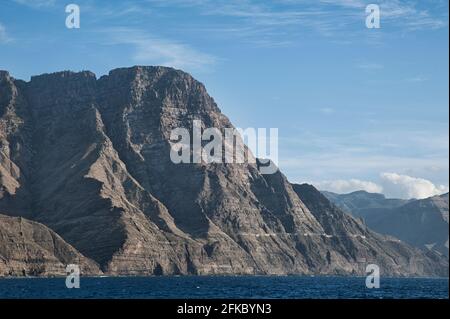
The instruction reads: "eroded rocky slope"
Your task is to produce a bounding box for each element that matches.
[0,214,100,276]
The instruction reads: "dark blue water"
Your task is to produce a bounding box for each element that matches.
[0,276,448,299]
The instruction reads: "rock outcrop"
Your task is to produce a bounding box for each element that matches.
[0,67,448,277]
[0,214,101,276]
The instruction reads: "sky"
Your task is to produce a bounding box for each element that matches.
[0,0,448,199]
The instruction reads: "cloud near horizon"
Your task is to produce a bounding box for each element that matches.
[13,0,55,7]
[103,28,216,73]
[380,172,449,200]
[0,23,9,43]
[316,173,449,199]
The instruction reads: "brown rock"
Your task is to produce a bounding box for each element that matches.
[0,214,101,276]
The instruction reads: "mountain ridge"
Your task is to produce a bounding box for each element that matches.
[323,190,449,256]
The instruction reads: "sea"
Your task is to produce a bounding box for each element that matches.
[0,276,448,299]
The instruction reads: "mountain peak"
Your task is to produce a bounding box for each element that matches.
[107,65,180,76]
[0,70,10,79]
[348,190,386,199]
[29,70,97,83]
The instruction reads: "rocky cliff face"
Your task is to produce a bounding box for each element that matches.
[0,214,100,276]
[0,66,448,277]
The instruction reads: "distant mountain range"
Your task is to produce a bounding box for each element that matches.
[323,190,449,256]
[0,66,448,277]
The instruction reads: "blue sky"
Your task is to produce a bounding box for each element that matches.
[0,0,448,199]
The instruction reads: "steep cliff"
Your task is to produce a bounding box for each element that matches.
[0,214,100,276]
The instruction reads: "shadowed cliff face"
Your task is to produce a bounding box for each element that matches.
[0,66,448,277]
[378,193,449,256]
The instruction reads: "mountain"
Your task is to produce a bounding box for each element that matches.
[292,184,447,274]
[0,214,100,276]
[322,190,409,218]
[324,190,449,256]
[0,66,448,277]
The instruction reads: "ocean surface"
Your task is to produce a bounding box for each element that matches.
[0,276,448,299]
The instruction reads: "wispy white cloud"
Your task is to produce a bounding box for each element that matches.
[141,0,446,50]
[157,0,447,29]
[147,0,353,45]
[380,172,449,199]
[79,1,154,19]
[317,0,448,30]
[319,107,335,115]
[356,62,384,70]
[313,173,449,199]
[318,0,366,9]
[43,0,445,50]
[11,0,448,49]
[13,0,56,7]
[283,153,449,187]
[381,1,447,30]
[102,27,216,72]
[406,75,428,83]
[0,23,11,44]
[280,124,449,190]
